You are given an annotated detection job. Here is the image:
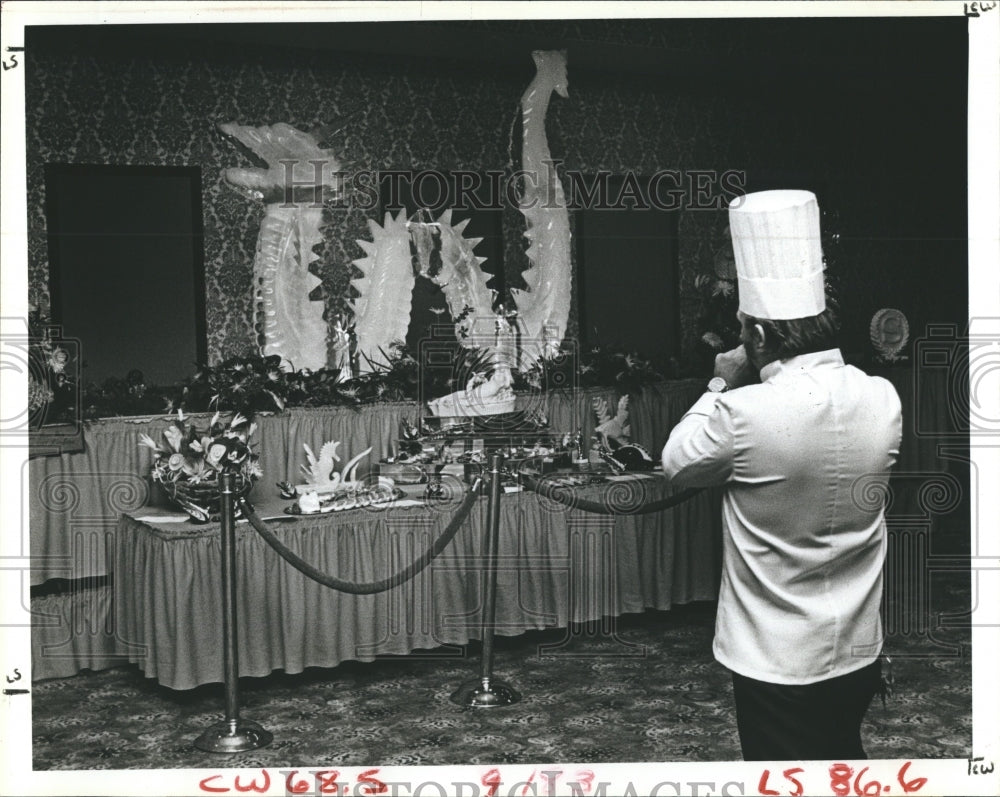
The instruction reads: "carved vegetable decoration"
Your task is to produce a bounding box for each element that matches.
[593,395,631,449]
[299,440,373,493]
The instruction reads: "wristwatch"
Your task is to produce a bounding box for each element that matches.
[707,376,729,393]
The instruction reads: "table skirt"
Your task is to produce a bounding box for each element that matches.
[113,485,722,690]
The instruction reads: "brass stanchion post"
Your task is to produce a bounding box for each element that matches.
[451,452,521,707]
[195,472,273,752]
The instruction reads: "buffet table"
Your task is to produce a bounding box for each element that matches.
[113,481,721,690]
[29,382,713,681]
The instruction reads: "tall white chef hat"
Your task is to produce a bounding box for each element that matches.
[728,189,825,320]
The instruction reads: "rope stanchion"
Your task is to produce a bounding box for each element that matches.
[239,482,479,595]
[519,469,704,515]
[194,472,273,753]
[451,453,521,708]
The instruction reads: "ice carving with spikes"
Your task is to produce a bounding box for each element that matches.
[427,210,495,348]
[510,50,572,363]
[219,122,341,371]
[350,210,414,372]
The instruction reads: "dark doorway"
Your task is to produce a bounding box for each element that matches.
[45,164,206,385]
[575,175,680,360]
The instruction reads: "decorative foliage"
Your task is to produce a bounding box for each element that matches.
[73,340,679,421]
[577,345,666,393]
[282,364,362,408]
[173,354,292,415]
[81,371,170,419]
[348,342,422,403]
[141,410,259,483]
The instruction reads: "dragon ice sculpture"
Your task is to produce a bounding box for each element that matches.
[421,210,495,348]
[350,210,415,372]
[219,122,342,372]
[510,50,572,363]
[350,209,496,368]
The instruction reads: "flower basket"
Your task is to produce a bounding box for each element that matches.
[162,476,255,524]
[140,411,262,523]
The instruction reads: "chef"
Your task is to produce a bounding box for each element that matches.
[662,190,902,761]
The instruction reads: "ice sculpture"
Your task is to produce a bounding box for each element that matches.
[417,210,495,348]
[350,210,414,372]
[219,122,341,371]
[510,50,572,363]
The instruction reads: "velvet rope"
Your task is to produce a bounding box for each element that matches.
[517,470,704,515]
[238,485,480,595]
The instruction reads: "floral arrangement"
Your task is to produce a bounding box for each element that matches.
[139,410,261,520]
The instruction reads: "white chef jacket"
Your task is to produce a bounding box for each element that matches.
[662,349,902,684]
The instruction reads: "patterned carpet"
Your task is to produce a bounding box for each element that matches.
[31,567,971,770]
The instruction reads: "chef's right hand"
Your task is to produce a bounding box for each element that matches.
[713,345,758,388]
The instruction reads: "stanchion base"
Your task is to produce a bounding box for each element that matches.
[450,678,521,707]
[194,719,273,753]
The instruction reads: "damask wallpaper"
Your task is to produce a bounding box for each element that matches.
[24,19,967,374]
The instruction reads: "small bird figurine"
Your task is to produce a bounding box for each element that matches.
[301,441,343,491]
[593,395,631,450]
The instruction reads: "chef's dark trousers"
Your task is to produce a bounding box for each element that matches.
[732,659,882,761]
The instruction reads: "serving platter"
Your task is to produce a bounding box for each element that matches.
[284,487,405,515]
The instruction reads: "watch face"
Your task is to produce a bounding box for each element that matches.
[708,377,728,393]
